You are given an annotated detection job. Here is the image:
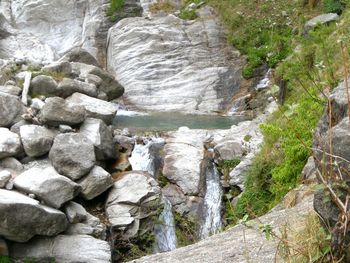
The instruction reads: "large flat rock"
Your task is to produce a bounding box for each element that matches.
[107,8,244,113]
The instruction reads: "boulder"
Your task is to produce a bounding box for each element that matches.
[42,61,72,75]
[30,75,58,97]
[0,237,8,256]
[57,78,98,98]
[66,93,118,125]
[0,128,22,159]
[0,189,68,242]
[214,140,244,160]
[64,201,87,224]
[114,135,135,155]
[30,98,45,110]
[65,213,106,239]
[305,13,339,33]
[301,156,317,183]
[107,10,243,113]
[39,97,86,126]
[10,235,111,263]
[0,157,23,178]
[106,172,161,238]
[59,48,100,66]
[80,118,116,160]
[49,133,96,180]
[0,92,23,127]
[78,166,113,200]
[14,166,81,209]
[0,170,11,188]
[20,125,56,157]
[0,85,22,96]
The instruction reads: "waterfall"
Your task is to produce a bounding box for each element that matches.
[200,158,223,239]
[256,68,272,90]
[154,196,177,253]
[129,138,164,177]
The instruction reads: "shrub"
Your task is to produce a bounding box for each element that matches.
[323,0,346,14]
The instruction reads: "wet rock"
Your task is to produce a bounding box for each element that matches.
[39,97,86,126]
[10,235,111,262]
[78,166,113,200]
[106,172,161,238]
[0,189,68,242]
[64,201,87,224]
[66,93,118,125]
[80,118,116,160]
[114,135,135,155]
[30,75,58,97]
[20,125,56,157]
[49,133,96,180]
[0,92,23,127]
[57,78,98,98]
[0,128,22,159]
[0,170,11,188]
[13,166,81,209]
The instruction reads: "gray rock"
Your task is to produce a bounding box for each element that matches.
[13,166,81,209]
[214,140,243,160]
[64,201,87,224]
[106,171,161,238]
[10,120,31,135]
[0,237,8,256]
[30,98,45,110]
[0,128,22,159]
[107,11,243,113]
[0,189,68,242]
[305,13,339,33]
[0,157,23,172]
[20,125,56,157]
[39,97,86,126]
[57,78,98,98]
[0,170,11,188]
[86,73,103,86]
[80,118,116,160]
[65,213,106,239]
[10,235,111,263]
[49,133,96,180]
[302,156,317,183]
[0,85,22,96]
[30,75,58,97]
[114,135,135,155]
[42,61,72,76]
[59,48,100,66]
[59,124,74,133]
[78,166,113,200]
[0,92,23,127]
[66,93,118,125]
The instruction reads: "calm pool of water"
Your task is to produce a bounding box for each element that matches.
[113,112,248,131]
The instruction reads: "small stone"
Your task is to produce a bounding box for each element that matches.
[59,125,74,133]
[0,128,22,159]
[0,170,11,188]
[64,201,87,224]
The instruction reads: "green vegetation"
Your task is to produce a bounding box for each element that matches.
[323,0,347,13]
[174,212,197,247]
[217,159,241,183]
[107,0,125,22]
[149,1,176,14]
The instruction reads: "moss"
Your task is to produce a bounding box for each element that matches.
[174,212,197,247]
[149,1,176,13]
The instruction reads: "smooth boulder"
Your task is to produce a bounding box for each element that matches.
[49,133,96,180]
[0,92,22,127]
[0,189,68,242]
[57,78,98,98]
[0,128,22,159]
[13,166,81,208]
[30,75,58,97]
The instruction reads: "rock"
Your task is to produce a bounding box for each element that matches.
[0,170,11,188]
[301,156,317,183]
[80,118,116,160]
[114,135,135,155]
[0,92,23,127]
[0,128,22,159]
[30,75,58,97]
[305,13,339,33]
[66,93,118,125]
[49,133,96,180]
[229,154,254,191]
[13,166,81,209]
[59,48,100,66]
[39,97,86,126]
[214,140,243,160]
[0,237,8,256]
[163,129,206,195]
[314,189,339,228]
[59,124,74,133]
[30,98,45,110]
[106,172,161,238]
[0,189,68,242]
[107,11,243,113]
[162,184,187,207]
[0,84,21,96]
[70,63,124,100]
[130,194,314,263]
[78,166,113,200]
[64,201,87,224]
[0,157,23,173]
[21,71,32,106]
[20,125,56,157]
[65,213,106,239]
[42,61,72,75]
[0,0,108,65]
[57,78,98,98]
[10,120,31,135]
[10,235,111,263]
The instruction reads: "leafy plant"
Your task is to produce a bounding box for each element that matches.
[323,0,347,14]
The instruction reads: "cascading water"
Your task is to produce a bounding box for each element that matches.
[154,196,177,252]
[200,156,223,239]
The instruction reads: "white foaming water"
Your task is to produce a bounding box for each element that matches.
[200,160,223,239]
[256,69,272,90]
[116,110,148,116]
[154,196,177,252]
